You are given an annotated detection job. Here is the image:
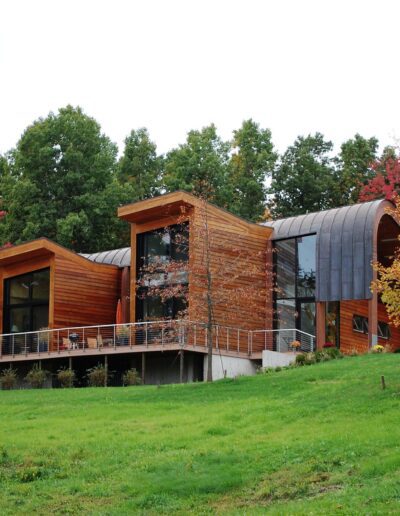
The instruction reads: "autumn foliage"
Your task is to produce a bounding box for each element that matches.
[359,155,400,202]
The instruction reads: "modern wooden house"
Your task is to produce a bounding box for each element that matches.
[0,192,398,385]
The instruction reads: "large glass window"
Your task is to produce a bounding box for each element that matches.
[4,268,50,333]
[274,235,316,336]
[136,224,189,321]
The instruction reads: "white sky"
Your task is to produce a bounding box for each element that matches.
[0,0,399,156]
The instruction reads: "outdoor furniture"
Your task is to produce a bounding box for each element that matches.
[87,337,98,349]
[69,333,79,349]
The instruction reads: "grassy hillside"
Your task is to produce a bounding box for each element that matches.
[0,354,400,514]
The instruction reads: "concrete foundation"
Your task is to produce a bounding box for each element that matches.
[205,353,258,380]
[262,350,296,368]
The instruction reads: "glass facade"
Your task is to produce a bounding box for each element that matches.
[274,235,316,335]
[136,224,189,321]
[4,268,50,333]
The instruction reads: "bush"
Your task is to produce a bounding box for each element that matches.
[314,350,331,363]
[304,353,316,365]
[325,347,342,359]
[295,353,307,366]
[87,364,110,387]
[57,368,75,388]
[25,364,48,389]
[123,368,141,386]
[0,367,18,390]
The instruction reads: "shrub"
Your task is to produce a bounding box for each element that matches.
[314,350,331,363]
[394,348,400,354]
[371,344,384,354]
[123,368,141,386]
[304,353,316,365]
[295,353,307,366]
[325,347,342,359]
[25,364,48,389]
[0,367,18,390]
[87,364,110,387]
[57,368,75,388]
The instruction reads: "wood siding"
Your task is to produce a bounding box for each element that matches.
[340,299,400,353]
[53,254,120,329]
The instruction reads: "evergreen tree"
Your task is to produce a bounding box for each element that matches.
[163,125,231,206]
[228,119,277,221]
[269,133,335,218]
[118,128,162,200]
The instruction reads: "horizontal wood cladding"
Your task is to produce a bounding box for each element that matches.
[53,254,120,330]
[189,204,271,336]
[340,299,400,354]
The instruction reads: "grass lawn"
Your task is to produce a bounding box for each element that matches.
[1,354,400,514]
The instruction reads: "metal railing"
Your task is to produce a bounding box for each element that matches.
[0,320,315,359]
[251,328,316,353]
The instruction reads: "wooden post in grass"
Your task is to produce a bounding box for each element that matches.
[141,352,146,385]
[381,375,386,390]
[180,350,184,383]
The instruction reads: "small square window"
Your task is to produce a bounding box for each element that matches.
[378,321,391,340]
[352,315,366,333]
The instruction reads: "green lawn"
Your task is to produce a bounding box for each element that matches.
[1,354,400,514]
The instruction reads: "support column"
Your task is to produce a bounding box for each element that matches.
[315,302,326,350]
[104,355,108,387]
[180,350,184,383]
[141,352,146,385]
[368,293,378,348]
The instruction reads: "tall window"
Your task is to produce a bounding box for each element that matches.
[274,235,316,335]
[4,268,50,333]
[136,224,189,321]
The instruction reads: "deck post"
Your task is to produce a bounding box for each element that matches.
[368,294,378,348]
[316,302,326,350]
[69,357,72,370]
[180,350,184,383]
[104,355,108,387]
[141,352,146,385]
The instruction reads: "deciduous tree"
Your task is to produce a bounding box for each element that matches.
[163,125,231,207]
[118,128,162,200]
[228,119,277,221]
[359,151,400,202]
[269,133,335,218]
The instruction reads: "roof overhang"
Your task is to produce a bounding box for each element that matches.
[118,191,273,238]
[0,238,119,271]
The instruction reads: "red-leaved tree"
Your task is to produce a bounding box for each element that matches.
[359,155,400,202]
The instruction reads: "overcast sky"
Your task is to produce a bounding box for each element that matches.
[1,0,399,156]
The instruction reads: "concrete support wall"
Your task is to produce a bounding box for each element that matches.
[205,354,258,380]
[262,350,296,368]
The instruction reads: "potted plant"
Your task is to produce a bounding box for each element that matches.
[290,340,301,352]
[117,325,130,346]
[38,327,50,352]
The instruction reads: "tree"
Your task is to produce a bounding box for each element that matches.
[0,106,131,252]
[268,133,335,218]
[333,134,379,205]
[163,125,231,207]
[228,119,277,221]
[118,128,162,200]
[372,197,400,326]
[359,151,400,202]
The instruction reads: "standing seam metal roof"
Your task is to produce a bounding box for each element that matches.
[80,247,131,268]
[267,200,385,302]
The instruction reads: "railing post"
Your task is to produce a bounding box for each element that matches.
[57,330,60,353]
[113,325,116,349]
[25,333,27,356]
[82,328,85,351]
[12,335,14,357]
[129,323,132,348]
[278,332,281,353]
[145,323,148,347]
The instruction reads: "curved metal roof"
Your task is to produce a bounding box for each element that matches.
[80,247,131,268]
[268,200,386,302]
